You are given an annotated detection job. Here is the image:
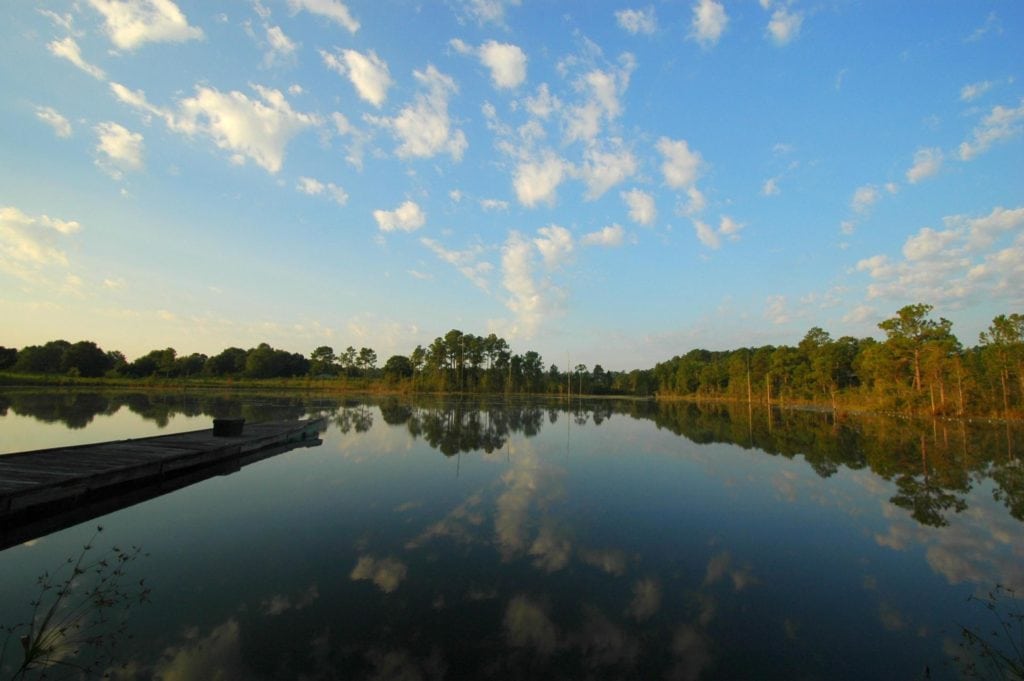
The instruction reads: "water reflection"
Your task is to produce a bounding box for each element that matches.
[2,393,1023,679]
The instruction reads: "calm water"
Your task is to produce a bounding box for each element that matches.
[1,389,1022,680]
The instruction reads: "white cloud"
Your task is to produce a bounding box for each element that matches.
[719,215,744,240]
[856,205,1024,305]
[693,215,742,249]
[287,0,359,33]
[320,48,392,107]
[761,178,780,196]
[657,137,703,189]
[764,295,790,324]
[563,56,635,144]
[842,304,875,324]
[480,198,509,211]
[851,184,880,213]
[369,65,467,160]
[0,206,79,283]
[533,225,573,269]
[525,83,561,119]
[88,0,203,50]
[296,176,347,205]
[958,99,1024,161]
[582,223,625,247]
[458,0,521,25]
[373,200,425,233]
[513,152,568,207]
[420,237,493,291]
[264,25,296,64]
[35,106,72,138]
[767,7,803,45]
[960,80,993,102]
[499,230,560,339]
[684,186,707,216]
[580,144,637,200]
[94,121,144,178]
[47,37,105,79]
[905,147,943,184]
[616,7,657,35]
[621,188,656,225]
[170,85,318,173]
[479,41,528,89]
[693,219,720,249]
[689,0,728,48]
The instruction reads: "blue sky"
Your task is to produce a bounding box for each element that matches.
[1,0,1021,369]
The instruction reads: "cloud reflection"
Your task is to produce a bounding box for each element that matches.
[351,555,409,593]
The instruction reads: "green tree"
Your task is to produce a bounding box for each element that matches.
[878,303,954,394]
[383,354,413,380]
[309,345,338,376]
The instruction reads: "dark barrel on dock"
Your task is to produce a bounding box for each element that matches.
[213,418,245,437]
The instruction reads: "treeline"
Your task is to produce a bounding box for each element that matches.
[652,305,1024,417]
[0,332,642,395]
[2,304,1022,416]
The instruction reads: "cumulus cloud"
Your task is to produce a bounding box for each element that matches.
[88,0,203,50]
[563,55,635,144]
[615,7,657,35]
[505,595,558,654]
[263,25,296,65]
[499,230,562,338]
[582,223,625,247]
[373,200,425,233]
[960,80,993,102]
[657,137,703,189]
[761,178,780,196]
[684,186,707,216]
[851,184,880,213]
[287,0,359,33]
[113,82,317,173]
[513,152,568,207]
[958,99,1024,161]
[420,237,493,291]
[47,37,105,79]
[767,7,803,45]
[368,65,467,160]
[689,0,728,48]
[94,121,144,178]
[693,219,720,249]
[296,176,348,205]
[621,188,656,225]
[856,205,1024,305]
[765,295,790,324]
[905,147,943,184]
[525,83,561,119]
[533,225,574,269]
[320,48,392,107]
[580,144,637,200]
[479,40,528,89]
[35,106,72,138]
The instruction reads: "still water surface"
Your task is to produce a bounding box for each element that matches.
[1,390,1022,679]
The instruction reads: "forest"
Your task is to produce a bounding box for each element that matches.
[2,304,1022,418]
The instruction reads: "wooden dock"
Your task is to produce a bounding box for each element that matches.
[0,418,324,550]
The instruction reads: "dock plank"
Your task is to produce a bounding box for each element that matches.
[0,418,324,532]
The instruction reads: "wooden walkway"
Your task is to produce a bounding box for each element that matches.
[0,418,324,549]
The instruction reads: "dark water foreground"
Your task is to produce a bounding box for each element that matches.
[1,390,1022,680]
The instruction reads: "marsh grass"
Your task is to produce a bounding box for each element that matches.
[0,527,150,680]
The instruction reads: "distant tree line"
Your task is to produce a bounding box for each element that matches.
[651,305,1024,417]
[1,303,1021,416]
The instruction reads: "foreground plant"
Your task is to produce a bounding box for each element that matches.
[0,527,150,680]
[956,584,1024,681]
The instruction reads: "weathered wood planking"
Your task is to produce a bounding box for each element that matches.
[0,419,325,542]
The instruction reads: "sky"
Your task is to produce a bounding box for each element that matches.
[1,0,1022,370]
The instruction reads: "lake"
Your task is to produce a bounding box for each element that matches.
[1,389,1022,680]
